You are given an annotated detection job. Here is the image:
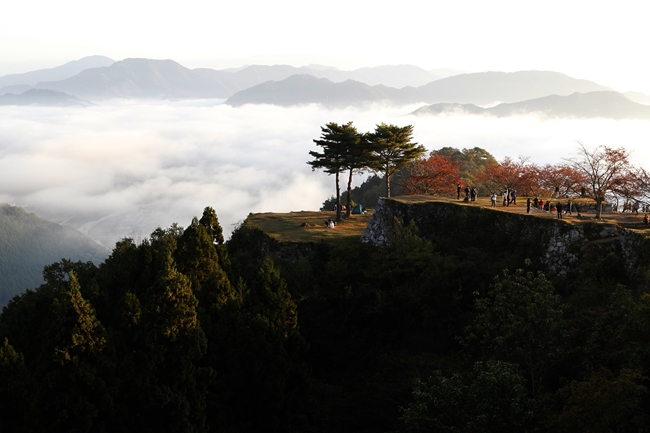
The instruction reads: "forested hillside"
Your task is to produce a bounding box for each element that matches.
[0,205,108,306]
[2,203,650,432]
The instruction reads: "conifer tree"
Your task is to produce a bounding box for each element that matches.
[176,217,219,284]
[308,122,361,221]
[0,338,30,432]
[199,206,231,275]
[134,252,209,433]
[368,123,426,197]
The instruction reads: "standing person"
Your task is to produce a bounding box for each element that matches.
[491,192,497,208]
[502,191,507,206]
[644,214,649,226]
[539,198,545,210]
[557,202,563,219]
[526,198,531,213]
[457,184,462,200]
[533,196,539,208]
[567,199,573,215]
[465,186,470,201]
[511,189,517,205]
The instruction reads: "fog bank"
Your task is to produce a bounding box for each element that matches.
[1,101,649,248]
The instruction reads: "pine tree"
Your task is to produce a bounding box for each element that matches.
[308,122,361,221]
[368,123,426,197]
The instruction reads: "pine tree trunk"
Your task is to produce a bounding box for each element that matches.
[385,170,391,198]
[346,168,353,218]
[336,171,342,222]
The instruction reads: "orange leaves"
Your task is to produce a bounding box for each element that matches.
[403,152,461,195]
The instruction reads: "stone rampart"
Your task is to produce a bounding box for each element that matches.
[362,198,648,277]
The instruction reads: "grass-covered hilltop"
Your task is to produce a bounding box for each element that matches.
[4,140,650,432]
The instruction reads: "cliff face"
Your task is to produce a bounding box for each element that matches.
[362,198,650,278]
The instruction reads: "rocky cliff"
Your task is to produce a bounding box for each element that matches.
[362,198,650,279]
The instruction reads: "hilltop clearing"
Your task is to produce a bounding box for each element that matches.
[246,210,373,244]
[247,195,650,243]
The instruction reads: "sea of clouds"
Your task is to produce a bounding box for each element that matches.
[2,100,650,249]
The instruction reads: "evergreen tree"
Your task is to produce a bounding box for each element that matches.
[127,252,209,433]
[0,338,31,432]
[211,257,308,433]
[35,273,112,433]
[308,122,361,221]
[199,206,231,276]
[368,123,426,197]
[176,217,219,284]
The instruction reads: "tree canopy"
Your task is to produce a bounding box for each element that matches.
[308,121,361,221]
[367,123,426,197]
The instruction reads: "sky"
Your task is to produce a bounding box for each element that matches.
[1,0,650,93]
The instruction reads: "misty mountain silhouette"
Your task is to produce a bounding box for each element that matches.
[5,57,634,110]
[24,59,442,101]
[225,71,612,107]
[625,91,650,105]
[196,64,439,94]
[35,58,230,100]
[411,91,650,120]
[0,55,114,89]
[225,74,394,107]
[0,204,108,307]
[0,89,93,107]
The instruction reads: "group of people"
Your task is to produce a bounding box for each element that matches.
[486,189,517,208]
[530,196,573,219]
[458,184,479,202]
[457,182,650,227]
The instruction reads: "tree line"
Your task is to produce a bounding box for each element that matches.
[313,131,645,221]
[404,141,645,219]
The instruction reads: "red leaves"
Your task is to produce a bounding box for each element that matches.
[403,152,461,195]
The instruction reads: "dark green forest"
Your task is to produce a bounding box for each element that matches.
[2,204,650,432]
[0,205,108,307]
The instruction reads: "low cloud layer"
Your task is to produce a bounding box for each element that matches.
[2,101,650,248]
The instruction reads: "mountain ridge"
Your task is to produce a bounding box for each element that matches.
[0,89,93,107]
[411,91,650,120]
[0,204,108,307]
[225,70,612,108]
[0,55,114,93]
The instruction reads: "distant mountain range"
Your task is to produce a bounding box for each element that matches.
[0,55,114,94]
[1,56,650,119]
[0,58,443,102]
[225,70,612,107]
[411,91,650,120]
[0,89,93,107]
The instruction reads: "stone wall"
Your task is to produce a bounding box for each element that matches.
[362,198,649,278]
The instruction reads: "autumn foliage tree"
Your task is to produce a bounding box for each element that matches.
[475,157,537,196]
[403,152,460,196]
[534,163,586,197]
[566,141,636,218]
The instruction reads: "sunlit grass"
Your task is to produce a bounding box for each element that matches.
[248,195,650,243]
[247,210,373,243]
